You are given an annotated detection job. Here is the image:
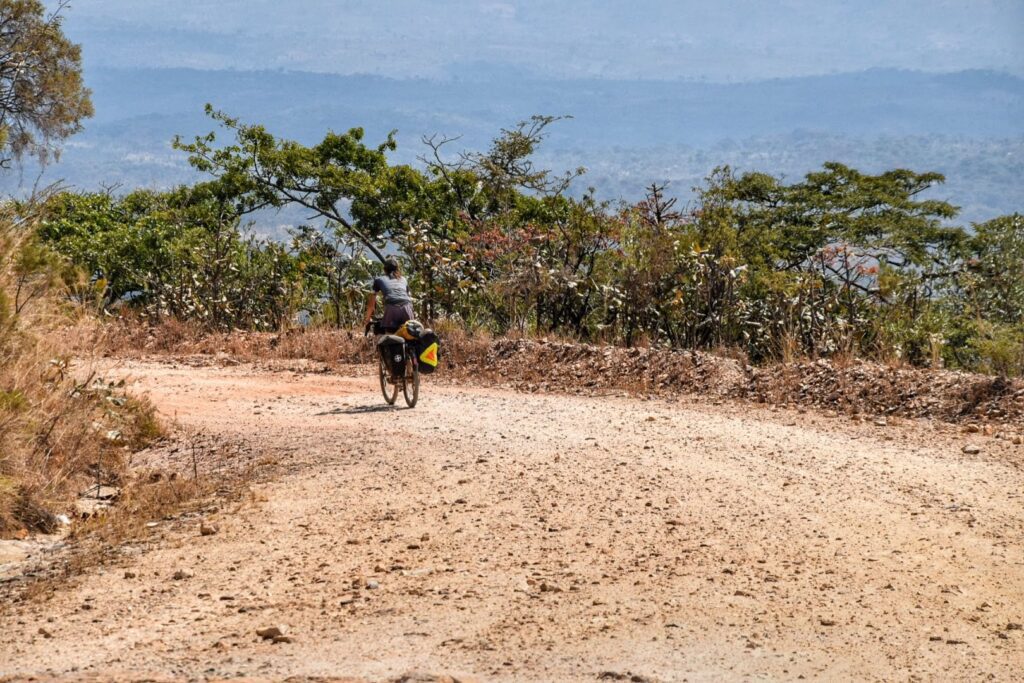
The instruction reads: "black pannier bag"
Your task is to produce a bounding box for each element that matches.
[415,330,440,375]
[377,335,406,377]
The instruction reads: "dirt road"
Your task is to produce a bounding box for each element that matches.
[3,358,1023,682]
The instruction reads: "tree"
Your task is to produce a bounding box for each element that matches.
[290,224,374,327]
[175,106,402,263]
[0,0,92,165]
[39,186,303,330]
[420,114,585,221]
[967,214,1024,325]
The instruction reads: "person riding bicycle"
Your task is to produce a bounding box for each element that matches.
[362,256,414,333]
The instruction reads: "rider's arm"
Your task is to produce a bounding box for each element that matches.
[362,292,377,327]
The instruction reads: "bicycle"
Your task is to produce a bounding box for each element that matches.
[364,319,420,408]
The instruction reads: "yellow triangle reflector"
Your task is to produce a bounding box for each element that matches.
[419,343,439,367]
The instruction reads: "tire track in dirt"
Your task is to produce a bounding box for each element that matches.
[2,358,1022,682]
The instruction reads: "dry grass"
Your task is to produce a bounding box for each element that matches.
[3,428,257,604]
[9,476,253,605]
[0,200,164,538]
[98,315,499,371]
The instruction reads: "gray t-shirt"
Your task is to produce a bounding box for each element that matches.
[372,275,413,306]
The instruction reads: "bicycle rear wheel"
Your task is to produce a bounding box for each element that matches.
[402,359,420,408]
[379,355,398,405]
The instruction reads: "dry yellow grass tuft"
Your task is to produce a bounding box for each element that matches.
[0,199,163,537]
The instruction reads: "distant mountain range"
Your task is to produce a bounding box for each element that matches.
[61,1,1024,80]
[9,67,1023,228]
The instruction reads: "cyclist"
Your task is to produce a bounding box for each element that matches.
[362,256,414,333]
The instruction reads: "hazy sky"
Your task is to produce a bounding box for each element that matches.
[57,0,1024,80]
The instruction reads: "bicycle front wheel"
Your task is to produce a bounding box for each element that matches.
[403,360,420,408]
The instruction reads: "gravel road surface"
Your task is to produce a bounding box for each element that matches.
[2,359,1022,682]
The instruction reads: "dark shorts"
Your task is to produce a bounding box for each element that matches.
[382,303,414,333]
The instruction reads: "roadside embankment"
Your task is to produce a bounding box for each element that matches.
[103,324,1024,429]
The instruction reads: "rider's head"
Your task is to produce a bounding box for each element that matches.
[384,257,400,277]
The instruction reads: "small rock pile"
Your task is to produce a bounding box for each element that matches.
[472,339,747,397]
[455,339,1024,426]
[747,358,1024,423]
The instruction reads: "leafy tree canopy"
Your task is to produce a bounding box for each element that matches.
[0,0,93,165]
[175,106,403,262]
